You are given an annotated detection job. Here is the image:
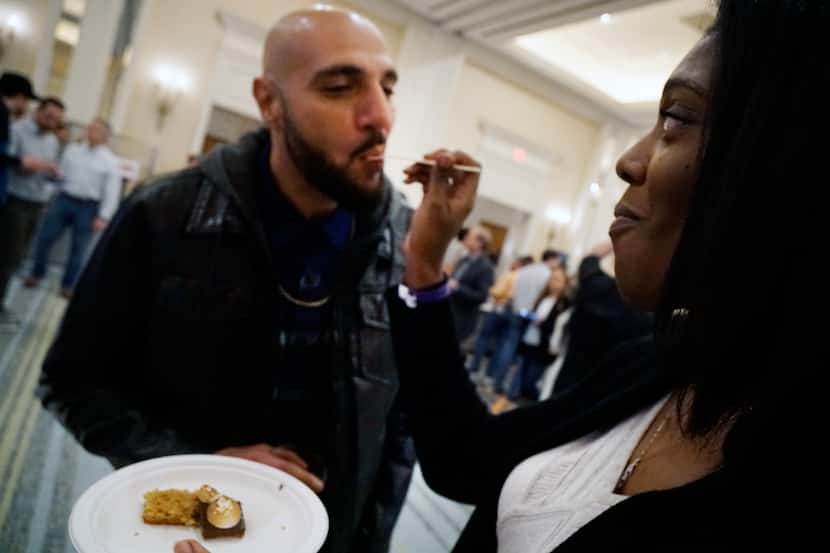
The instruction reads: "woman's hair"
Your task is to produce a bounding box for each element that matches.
[532,266,569,310]
[657,0,828,466]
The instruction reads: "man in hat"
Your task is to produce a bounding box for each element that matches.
[0,72,57,206]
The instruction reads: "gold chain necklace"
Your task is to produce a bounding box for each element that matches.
[615,404,673,493]
[278,284,331,308]
[276,216,356,309]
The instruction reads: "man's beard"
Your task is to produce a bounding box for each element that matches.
[281,105,385,212]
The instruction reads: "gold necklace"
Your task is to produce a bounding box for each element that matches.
[276,215,356,309]
[278,284,331,308]
[615,404,673,493]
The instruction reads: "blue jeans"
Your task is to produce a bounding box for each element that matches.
[507,353,550,401]
[468,310,510,373]
[486,314,530,392]
[31,193,99,290]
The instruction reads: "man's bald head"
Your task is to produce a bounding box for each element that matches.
[252,6,396,213]
[263,8,387,81]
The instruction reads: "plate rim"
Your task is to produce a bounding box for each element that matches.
[68,454,328,553]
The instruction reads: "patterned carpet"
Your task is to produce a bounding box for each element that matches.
[0,269,470,553]
[0,272,113,553]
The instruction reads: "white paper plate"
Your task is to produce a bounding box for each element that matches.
[69,454,328,553]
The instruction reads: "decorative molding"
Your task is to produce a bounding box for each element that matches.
[215,10,268,43]
[478,121,562,170]
[347,0,644,127]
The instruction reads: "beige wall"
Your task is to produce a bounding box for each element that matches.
[4,0,605,261]
[445,62,601,256]
[0,0,53,77]
[117,0,404,174]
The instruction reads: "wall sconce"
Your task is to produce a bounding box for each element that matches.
[589,182,603,203]
[152,64,189,130]
[0,13,24,62]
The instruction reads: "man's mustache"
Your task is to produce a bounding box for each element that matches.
[350,131,386,160]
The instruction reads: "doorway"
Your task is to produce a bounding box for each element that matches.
[200,105,261,155]
[465,196,532,275]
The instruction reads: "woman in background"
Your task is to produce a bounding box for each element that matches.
[507,266,570,403]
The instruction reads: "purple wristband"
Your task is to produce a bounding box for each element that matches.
[398,278,450,308]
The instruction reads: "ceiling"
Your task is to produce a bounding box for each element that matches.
[389,0,715,122]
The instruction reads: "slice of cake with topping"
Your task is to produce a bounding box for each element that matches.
[142,489,200,527]
[199,494,246,539]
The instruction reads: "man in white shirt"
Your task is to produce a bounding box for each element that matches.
[25,118,121,298]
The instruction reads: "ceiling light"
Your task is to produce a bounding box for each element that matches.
[600,13,612,24]
[545,205,572,226]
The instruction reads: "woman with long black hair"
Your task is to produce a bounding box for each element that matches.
[385,1,822,550]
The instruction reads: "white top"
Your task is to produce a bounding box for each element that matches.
[8,117,61,203]
[59,142,122,220]
[512,263,552,313]
[537,308,573,401]
[523,296,558,346]
[497,396,669,553]
[547,307,571,356]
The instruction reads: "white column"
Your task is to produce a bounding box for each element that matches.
[109,0,152,134]
[386,20,466,207]
[61,0,125,124]
[30,0,63,95]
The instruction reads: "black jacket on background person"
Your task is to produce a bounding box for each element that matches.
[36,129,415,553]
[449,253,495,341]
[387,293,795,551]
[0,101,21,204]
[519,293,571,366]
[553,255,653,394]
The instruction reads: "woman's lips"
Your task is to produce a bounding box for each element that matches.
[609,203,646,237]
[609,216,640,236]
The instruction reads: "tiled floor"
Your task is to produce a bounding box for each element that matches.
[0,268,471,553]
[391,465,473,553]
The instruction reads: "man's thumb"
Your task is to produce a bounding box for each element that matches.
[174,540,209,553]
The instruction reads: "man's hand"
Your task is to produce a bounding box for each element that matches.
[215,444,324,493]
[93,217,108,233]
[174,539,210,553]
[448,279,459,291]
[403,150,480,288]
[20,156,59,177]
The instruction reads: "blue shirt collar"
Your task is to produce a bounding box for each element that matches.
[257,143,353,252]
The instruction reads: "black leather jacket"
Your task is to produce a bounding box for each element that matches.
[37,129,415,553]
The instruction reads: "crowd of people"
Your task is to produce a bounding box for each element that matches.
[439,228,652,411]
[1,71,121,332]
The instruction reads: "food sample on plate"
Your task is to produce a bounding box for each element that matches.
[142,484,245,539]
[142,489,200,527]
[200,494,246,539]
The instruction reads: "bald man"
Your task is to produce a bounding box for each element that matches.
[38,9,416,553]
